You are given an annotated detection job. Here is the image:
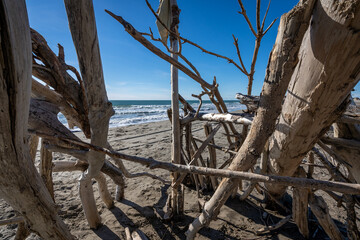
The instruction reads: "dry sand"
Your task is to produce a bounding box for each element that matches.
[0,118,357,239]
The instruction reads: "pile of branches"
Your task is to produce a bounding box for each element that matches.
[0,0,359,240]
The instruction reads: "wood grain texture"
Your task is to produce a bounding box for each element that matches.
[0,0,73,238]
[266,0,360,197]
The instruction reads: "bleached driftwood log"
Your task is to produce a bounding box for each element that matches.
[181,112,253,126]
[64,0,115,228]
[330,102,360,183]
[266,0,360,198]
[186,0,316,238]
[0,0,74,238]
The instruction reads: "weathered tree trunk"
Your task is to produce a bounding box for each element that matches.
[186,1,316,238]
[266,0,360,197]
[64,0,115,228]
[0,0,73,239]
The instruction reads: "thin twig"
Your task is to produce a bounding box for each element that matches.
[144,0,248,74]
[261,0,272,30]
[237,0,257,36]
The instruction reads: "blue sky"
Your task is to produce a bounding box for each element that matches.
[25,0,359,100]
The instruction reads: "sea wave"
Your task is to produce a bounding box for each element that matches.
[58,100,244,129]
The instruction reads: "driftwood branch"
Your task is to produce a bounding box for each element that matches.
[181,112,253,126]
[255,215,292,235]
[144,0,248,75]
[321,136,360,150]
[192,137,237,155]
[29,130,360,195]
[0,217,24,226]
[105,10,212,89]
[31,29,90,137]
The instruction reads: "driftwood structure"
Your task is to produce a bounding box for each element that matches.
[0,0,360,239]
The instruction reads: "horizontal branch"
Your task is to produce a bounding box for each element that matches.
[0,217,24,226]
[53,161,87,172]
[30,130,360,195]
[321,136,360,150]
[181,112,253,125]
[337,115,360,125]
[49,144,167,183]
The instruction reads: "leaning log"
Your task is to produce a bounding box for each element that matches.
[0,1,73,238]
[64,0,115,228]
[309,194,344,240]
[265,0,360,197]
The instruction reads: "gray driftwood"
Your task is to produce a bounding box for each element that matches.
[0,1,74,238]
[64,0,115,228]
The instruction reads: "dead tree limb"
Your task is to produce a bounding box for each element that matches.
[168,0,182,216]
[181,112,253,126]
[31,29,90,137]
[31,78,83,131]
[106,10,212,89]
[237,0,277,95]
[0,217,24,226]
[29,130,360,196]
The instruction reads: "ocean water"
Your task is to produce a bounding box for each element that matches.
[59,100,244,129]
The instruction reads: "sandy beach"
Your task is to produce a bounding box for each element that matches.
[0,118,355,240]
